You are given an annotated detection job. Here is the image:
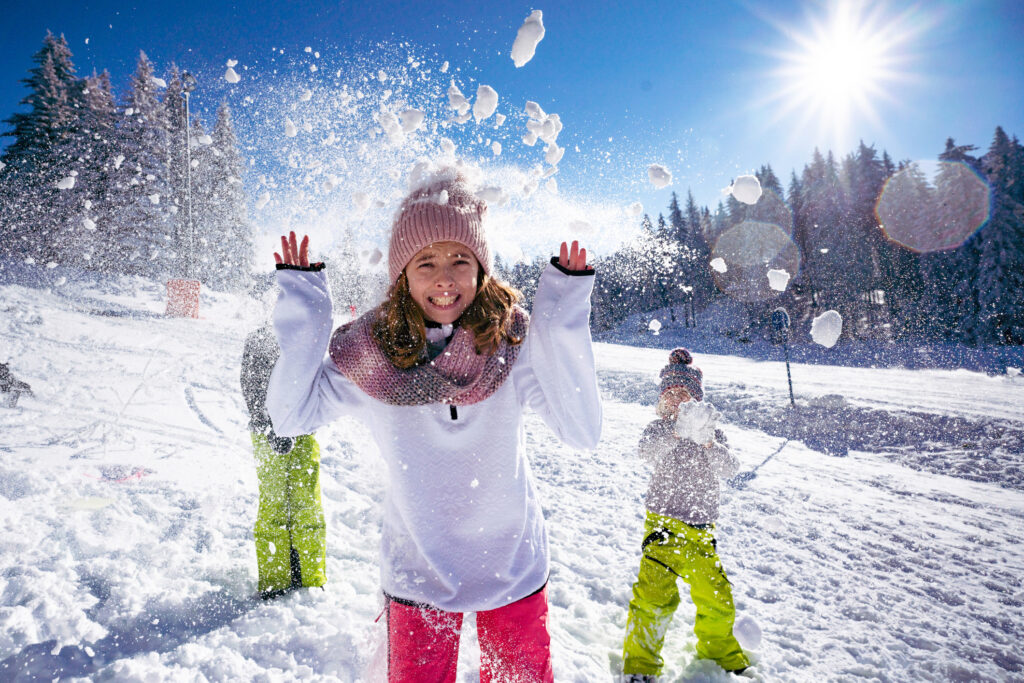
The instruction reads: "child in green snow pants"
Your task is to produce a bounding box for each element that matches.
[622,511,748,675]
[253,433,327,594]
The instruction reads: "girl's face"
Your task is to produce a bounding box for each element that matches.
[656,386,692,419]
[405,241,479,324]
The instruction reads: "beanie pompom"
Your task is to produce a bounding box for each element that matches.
[669,347,693,365]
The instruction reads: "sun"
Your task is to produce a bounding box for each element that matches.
[763,1,914,150]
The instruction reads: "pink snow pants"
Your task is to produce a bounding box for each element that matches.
[386,585,554,683]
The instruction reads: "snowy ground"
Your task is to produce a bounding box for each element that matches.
[2,271,1024,681]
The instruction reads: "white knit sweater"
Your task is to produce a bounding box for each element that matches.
[267,262,602,612]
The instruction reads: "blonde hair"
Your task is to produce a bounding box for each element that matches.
[371,266,524,370]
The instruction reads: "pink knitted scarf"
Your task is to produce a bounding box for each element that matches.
[328,307,529,406]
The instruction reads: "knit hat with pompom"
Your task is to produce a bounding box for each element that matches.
[659,347,704,402]
[388,168,491,283]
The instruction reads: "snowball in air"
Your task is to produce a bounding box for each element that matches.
[399,108,424,133]
[710,257,727,273]
[511,10,545,68]
[545,143,564,166]
[225,67,240,84]
[56,176,76,190]
[734,615,762,650]
[473,85,498,122]
[767,268,790,292]
[353,192,371,212]
[648,164,672,189]
[810,310,843,348]
[730,174,762,205]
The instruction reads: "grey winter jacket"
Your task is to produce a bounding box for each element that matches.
[638,418,739,525]
[240,325,295,453]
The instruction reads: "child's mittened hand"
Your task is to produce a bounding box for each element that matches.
[274,231,310,267]
[674,401,720,444]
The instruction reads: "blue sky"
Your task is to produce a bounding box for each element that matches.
[2,0,1023,256]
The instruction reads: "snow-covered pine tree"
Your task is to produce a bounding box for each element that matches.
[206,101,254,291]
[977,126,1024,344]
[73,70,121,272]
[0,32,85,265]
[162,65,190,280]
[117,51,174,278]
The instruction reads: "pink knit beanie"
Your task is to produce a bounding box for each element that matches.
[388,172,491,283]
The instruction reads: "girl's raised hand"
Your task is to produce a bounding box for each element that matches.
[274,231,310,267]
[558,240,592,272]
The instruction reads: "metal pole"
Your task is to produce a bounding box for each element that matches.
[783,339,795,407]
[184,90,194,280]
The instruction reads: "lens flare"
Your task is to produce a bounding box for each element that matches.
[711,220,800,302]
[875,161,991,253]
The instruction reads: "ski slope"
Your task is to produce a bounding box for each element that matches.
[2,270,1023,681]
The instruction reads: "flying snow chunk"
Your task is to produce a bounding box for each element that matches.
[55,276,67,286]
[151,77,167,88]
[491,141,502,156]
[0,160,5,171]
[648,318,662,335]
[197,134,212,145]
[734,615,763,650]
[148,193,160,205]
[476,186,506,204]
[299,89,312,102]
[546,178,558,194]
[511,10,545,68]
[525,101,546,120]
[399,108,424,133]
[473,85,498,122]
[368,247,383,265]
[437,190,449,205]
[810,310,843,348]
[440,61,449,73]
[767,268,790,292]
[224,67,241,84]
[710,257,727,273]
[353,192,371,212]
[545,143,564,166]
[284,118,298,137]
[629,202,643,216]
[255,192,270,210]
[440,137,456,155]
[82,218,96,231]
[24,257,35,265]
[113,154,124,169]
[522,131,538,146]
[447,84,470,115]
[226,59,238,67]
[56,176,76,190]
[730,174,762,205]
[494,113,506,127]
[570,220,593,234]
[648,164,672,189]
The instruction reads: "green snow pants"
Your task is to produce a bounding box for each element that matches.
[252,433,327,593]
[622,511,749,675]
